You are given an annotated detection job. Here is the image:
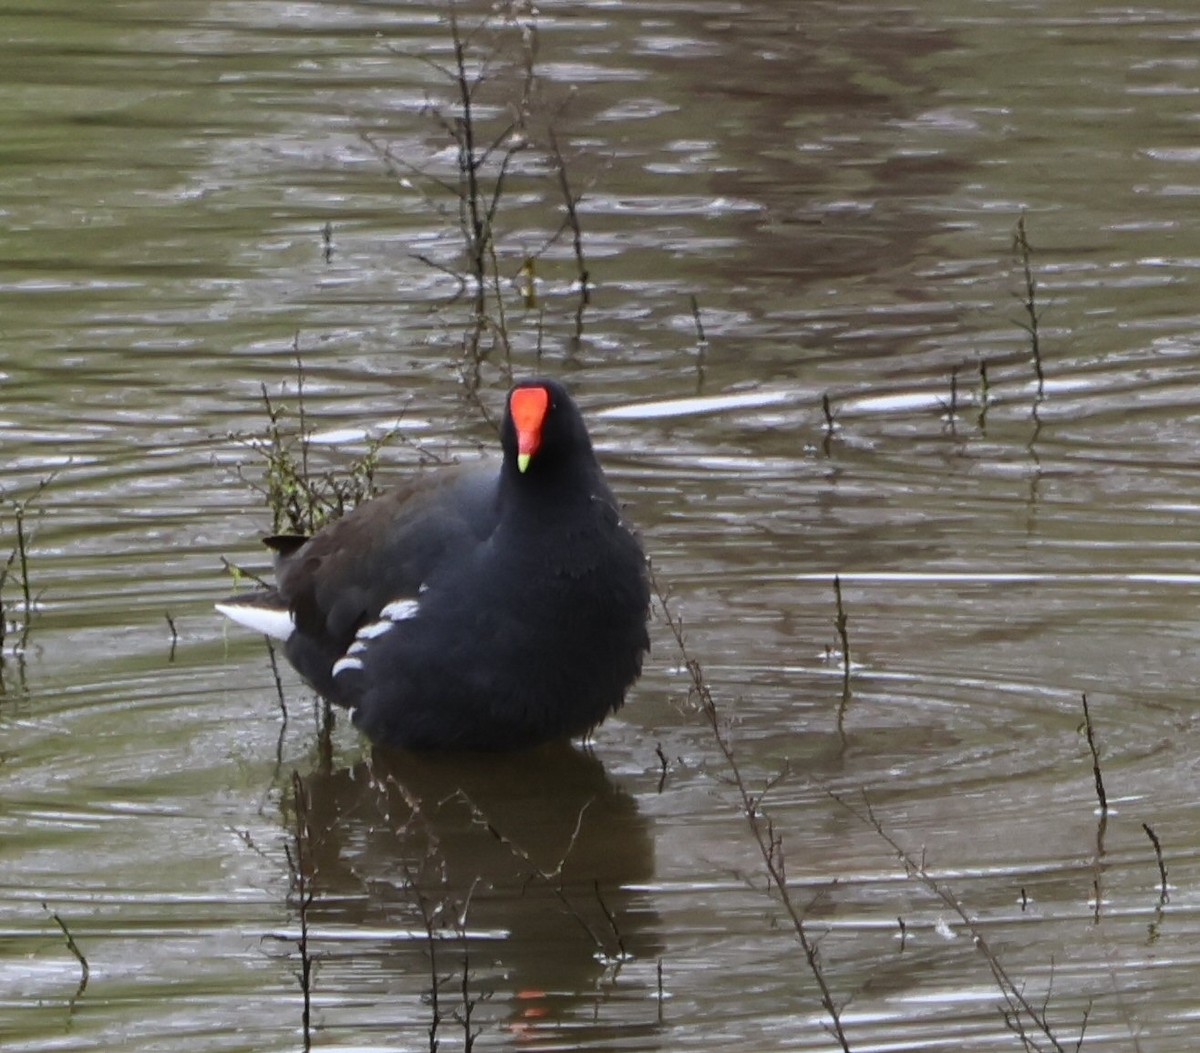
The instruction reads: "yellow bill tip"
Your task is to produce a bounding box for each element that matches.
[517,452,532,473]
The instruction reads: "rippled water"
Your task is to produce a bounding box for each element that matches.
[5,1,1200,1050]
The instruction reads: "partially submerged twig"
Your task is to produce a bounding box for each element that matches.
[651,565,852,1052]
[1080,693,1107,815]
[285,771,317,1051]
[43,902,89,997]
[164,611,179,662]
[832,575,851,690]
[689,295,707,390]
[834,792,1069,1053]
[976,358,992,431]
[2,473,56,653]
[1142,823,1168,904]
[820,394,838,456]
[368,5,597,386]
[1013,212,1045,399]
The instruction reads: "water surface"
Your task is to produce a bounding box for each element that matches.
[4,2,1200,1050]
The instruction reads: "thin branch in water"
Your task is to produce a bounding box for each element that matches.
[656,957,665,1023]
[654,741,670,793]
[821,394,837,432]
[939,362,960,433]
[689,294,707,345]
[1013,211,1045,399]
[286,770,316,1051]
[458,941,479,1051]
[15,506,31,625]
[977,358,991,432]
[43,902,89,996]
[549,128,589,306]
[3,472,56,652]
[834,790,1067,1053]
[412,880,444,1053]
[689,295,707,391]
[1080,693,1107,814]
[1142,823,1168,903]
[165,611,178,662]
[265,638,288,728]
[1074,998,1094,1053]
[593,880,626,959]
[832,575,851,688]
[650,564,852,1052]
[820,394,838,457]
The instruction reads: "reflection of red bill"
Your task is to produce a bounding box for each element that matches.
[508,988,550,1039]
[516,987,548,1017]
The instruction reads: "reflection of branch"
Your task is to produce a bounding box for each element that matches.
[367,769,457,1050]
[455,789,624,959]
[651,565,852,1052]
[1080,693,1107,813]
[285,771,316,1052]
[832,790,1068,1053]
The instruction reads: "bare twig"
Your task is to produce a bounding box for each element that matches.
[593,879,626,960]
[164,611,178,662]
[1013,212,1045,399]
[265,639,288,727]
[834,791,1067,1053]
[654,742,670,793]
[458,943,479,1051]
[1080,694,1107,814]
[977,358,991,431]
[820,394,838,457]
[43,903,89,996]
[689,294,707,345]
[549,127,589,307]
[651,566,852,1051]
[285,771,316,1050]
[689,295,707,390]
[1075,999,1093,1053]
[3,473,56,652]
[939,362,960,434]
[1142,823,1168,903]
[832,575,851,691]
[656,957,665,1023]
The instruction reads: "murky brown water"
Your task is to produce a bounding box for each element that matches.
[5,1,1200,1050]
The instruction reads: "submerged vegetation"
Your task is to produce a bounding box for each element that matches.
[0,475,53,662]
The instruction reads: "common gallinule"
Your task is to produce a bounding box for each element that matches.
[216,378,650,750]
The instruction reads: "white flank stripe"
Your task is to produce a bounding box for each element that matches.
[331,655,364,677]
[215,602,295,641]
[381,598,420,621]
[356,620,392,639]
[347,640,368,655]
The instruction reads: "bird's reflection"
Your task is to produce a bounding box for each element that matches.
[294,743,660,1040]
